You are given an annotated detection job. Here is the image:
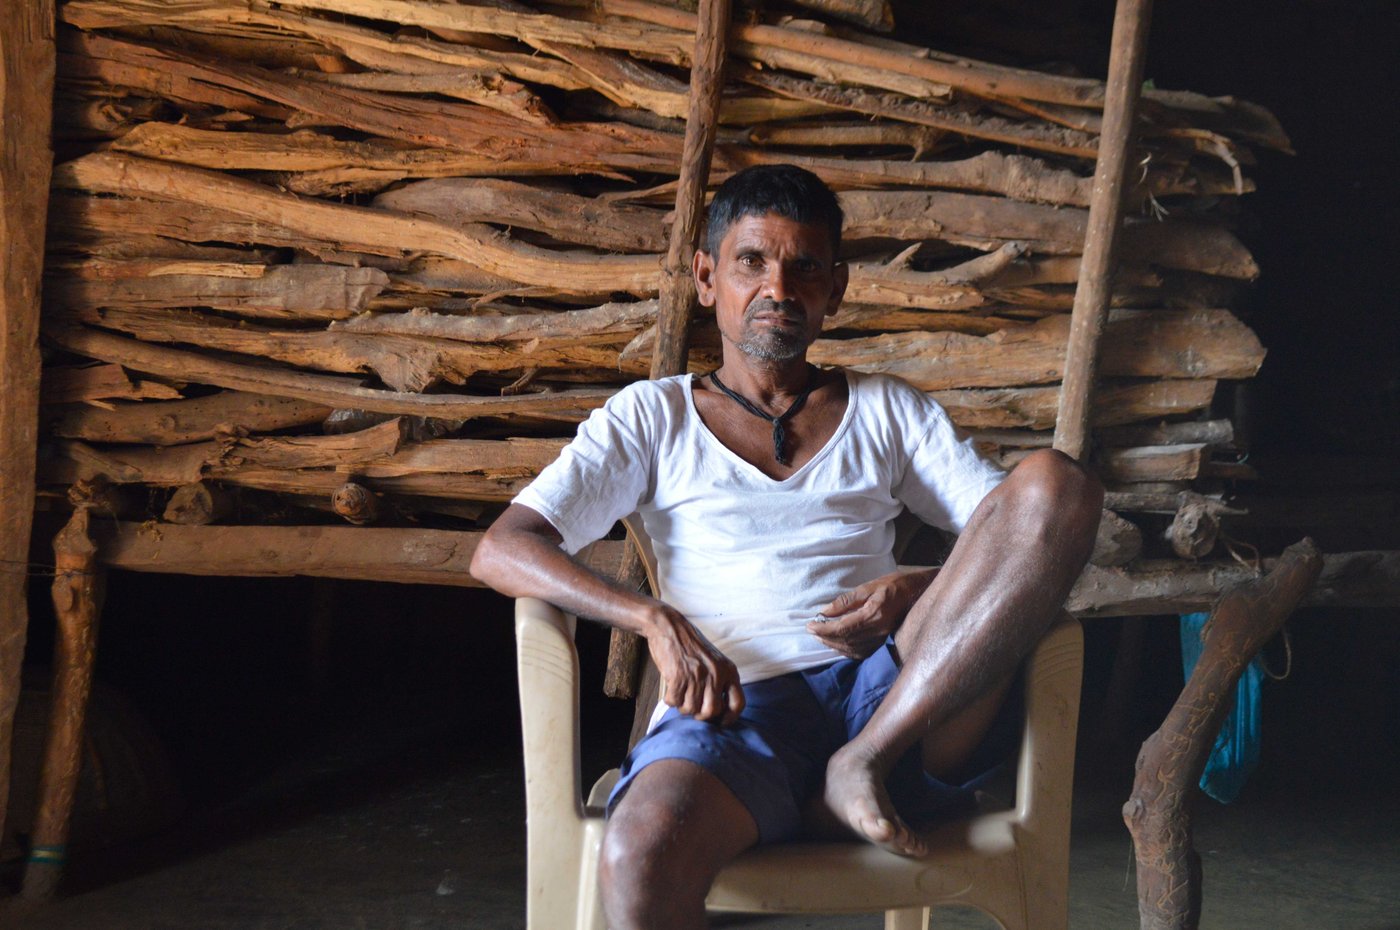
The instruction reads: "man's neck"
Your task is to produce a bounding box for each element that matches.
[711,352,815,408]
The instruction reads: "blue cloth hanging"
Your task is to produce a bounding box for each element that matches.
[1179,612,1266,803]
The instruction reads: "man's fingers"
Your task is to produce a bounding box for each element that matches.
[723,681,746,724]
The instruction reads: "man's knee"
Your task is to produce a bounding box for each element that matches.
[1006,449,1104,534]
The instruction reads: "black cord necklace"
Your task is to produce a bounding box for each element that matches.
[708,367,819,466]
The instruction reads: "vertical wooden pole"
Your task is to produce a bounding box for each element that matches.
[0,0,57,850]
[22,506,106,900]
[1124,539,1321,930]
[1052,0,1154,461]
[603,0,731,717]
[649,0,733,381]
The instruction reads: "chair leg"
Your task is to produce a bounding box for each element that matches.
[884,906,929,930]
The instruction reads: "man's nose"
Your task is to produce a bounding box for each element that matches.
[762,264,795,303]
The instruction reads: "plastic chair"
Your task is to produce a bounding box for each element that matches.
[514,523,1083,930]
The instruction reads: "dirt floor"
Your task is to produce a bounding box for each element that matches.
[1,705,1397,930]
[2,576,1398,930]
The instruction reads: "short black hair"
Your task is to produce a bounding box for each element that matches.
[704,164,842,257]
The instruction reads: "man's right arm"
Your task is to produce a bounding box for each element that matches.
[470,503,745,724]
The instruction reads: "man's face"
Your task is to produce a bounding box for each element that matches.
[694,212,848,364]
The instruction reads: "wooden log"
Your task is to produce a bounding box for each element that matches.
[787,0,893,31]
[45,326,615,422]
[21,504,104,900]
[746,120,942,152]
[331,301,658,344]
[48,264,391,321]
[86,521,628,587]
[1097,419,1234,449]
[108,122,635,191]
[1165,491,1220,560]
[838,190,1259,279]
[742,69,1098,159]
[539,41,829,125]
[162,481,234,525]
[933,379,1216,431]
[296,67,555,125]
[48,391,332,446]
[1053,0,1153,462]
[39,362,184,404]
[53,153,662,295]
[331,481,381,526]
[72,307,631,391]
[373,180,668,253]
[1091,509,1144,567]
[808,310,1263,391]
[1,0,56,849]
[1124,538,1322,930]
[1098,443,1207,484]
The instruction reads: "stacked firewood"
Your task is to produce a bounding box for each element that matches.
[37,0,1286,564]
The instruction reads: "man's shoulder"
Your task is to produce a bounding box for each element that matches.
[848,369,946,419]
[607,373,690,413]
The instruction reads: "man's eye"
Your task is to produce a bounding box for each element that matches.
[739,255,761,267]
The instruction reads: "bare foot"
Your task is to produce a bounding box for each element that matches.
[820,744,929,857]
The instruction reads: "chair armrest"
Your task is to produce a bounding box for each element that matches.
[515,597,586,824]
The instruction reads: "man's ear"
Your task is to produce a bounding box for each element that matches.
[693,248,717,307]
[826,260,849,317]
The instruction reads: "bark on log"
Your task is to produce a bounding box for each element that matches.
[48,391,332,446]
[1123,538,1323,930]
[0,0,56,850]
[21,505,104,900]
[331,301,658,344]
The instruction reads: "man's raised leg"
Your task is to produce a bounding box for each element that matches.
[822,449,1102,855]
[600,759,760,929]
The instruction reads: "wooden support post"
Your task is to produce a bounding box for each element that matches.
[604,0,731,707]
[1123,538,1322,930]
[22,506,106,900]
[1052,0,1153,461]
[0,0,56,850]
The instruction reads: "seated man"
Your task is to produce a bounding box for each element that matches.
[471,164,1102,930]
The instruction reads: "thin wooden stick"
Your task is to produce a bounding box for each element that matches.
[0,0,56,851]
[1052,0,1153,461]
[22,505,105,900]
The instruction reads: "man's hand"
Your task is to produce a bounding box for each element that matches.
[806,568,939,659]
[644,604,745,725]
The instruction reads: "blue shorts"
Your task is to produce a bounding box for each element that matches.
[607,640,1021,844]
